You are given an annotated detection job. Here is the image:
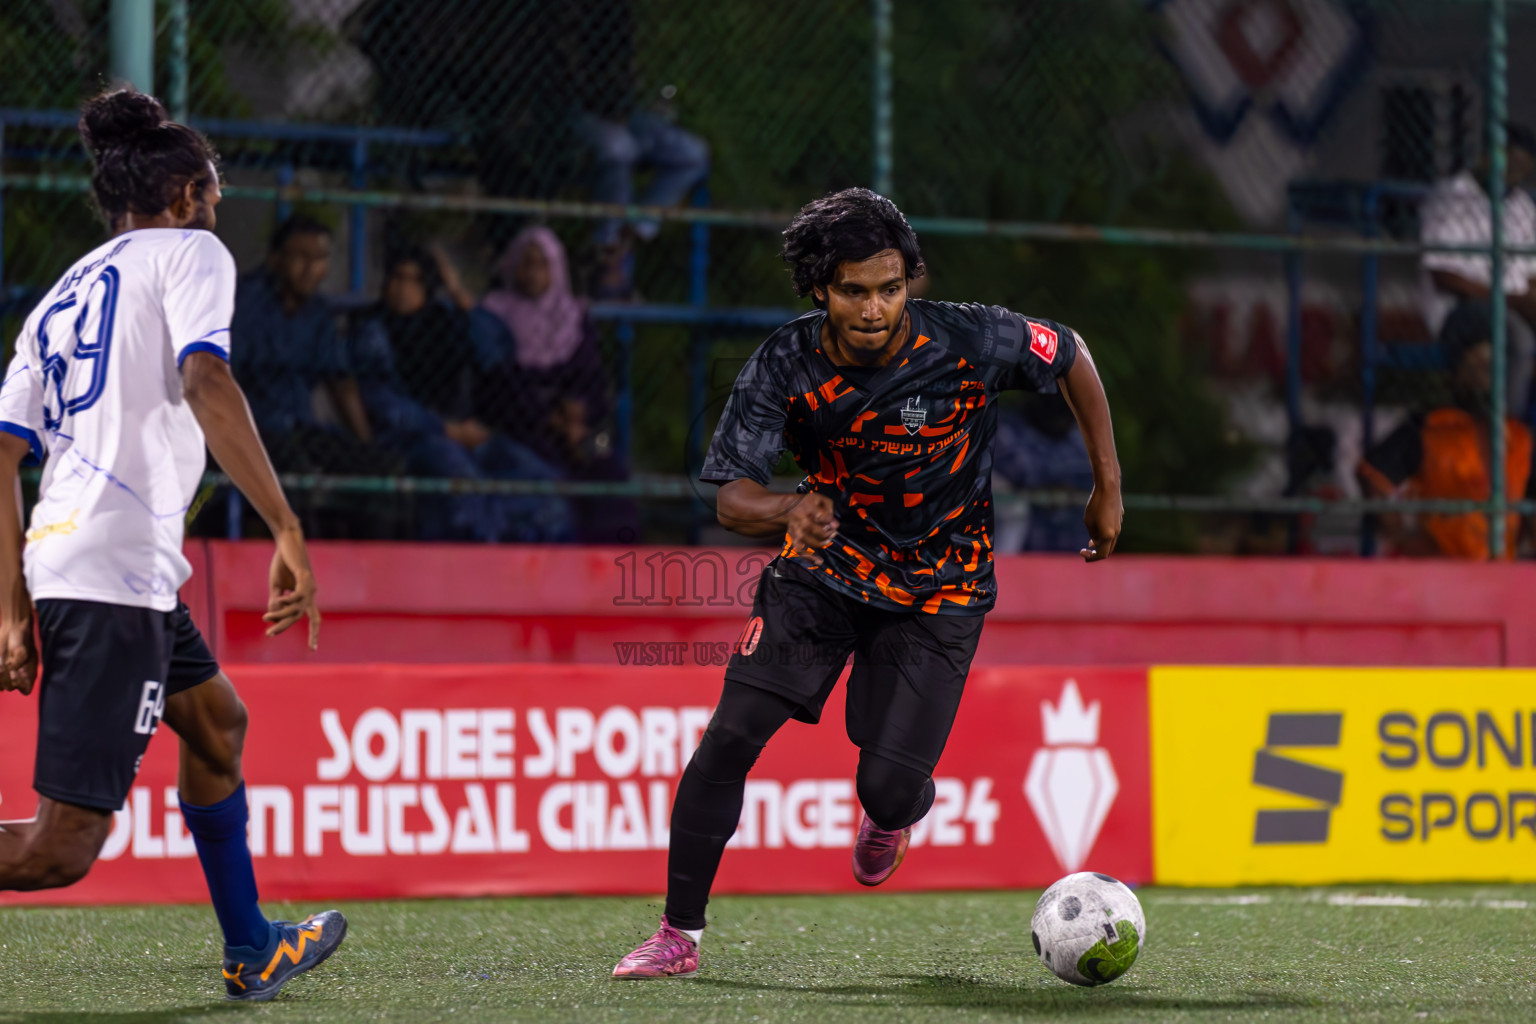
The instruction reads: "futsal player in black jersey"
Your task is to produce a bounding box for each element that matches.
[613,188,1122,978]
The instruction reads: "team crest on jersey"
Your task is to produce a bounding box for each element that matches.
[901,396,928,434]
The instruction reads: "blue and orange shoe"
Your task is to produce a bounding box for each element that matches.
[222,910,348,1002]
[611,916,700,979]
[852,812,911,886]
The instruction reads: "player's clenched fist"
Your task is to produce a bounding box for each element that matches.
[0,616,36,694]
[786,492,839,565]
[1081,481,1124,562]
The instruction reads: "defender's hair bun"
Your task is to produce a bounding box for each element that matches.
[79,90,168,156]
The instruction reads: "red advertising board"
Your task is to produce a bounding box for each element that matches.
[0,664,1150,905]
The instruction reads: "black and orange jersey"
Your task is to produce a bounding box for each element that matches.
[701,298,1079,615]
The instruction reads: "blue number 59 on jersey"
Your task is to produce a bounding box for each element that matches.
[36,266,119,432]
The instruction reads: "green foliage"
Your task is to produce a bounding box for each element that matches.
[171,0,335,119]
[635,0,1252,540]
[0,1,333,294]
[3,0,1251,541]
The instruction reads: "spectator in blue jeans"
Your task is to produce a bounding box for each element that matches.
[579,104,710,297]
[564,1,709,297]
[351,245,571,542]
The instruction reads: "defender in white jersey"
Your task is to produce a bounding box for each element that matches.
[0,89,344,1002]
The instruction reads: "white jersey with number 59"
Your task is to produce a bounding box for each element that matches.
[0,228,235,612]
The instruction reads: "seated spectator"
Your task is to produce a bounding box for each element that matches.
[1358,304,1534,559]
[1420,122,1536,419]
[350,245,571,542]
[991,394,1094,553]
[472,227,638,542]
[231,216,397,477]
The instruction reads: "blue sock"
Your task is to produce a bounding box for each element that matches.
[179,782,274,952]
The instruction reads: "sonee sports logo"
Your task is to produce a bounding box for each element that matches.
[1252,712,1343,844]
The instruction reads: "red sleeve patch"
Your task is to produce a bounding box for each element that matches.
[1028,321,1059,363]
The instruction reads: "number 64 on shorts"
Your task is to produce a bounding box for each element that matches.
[133,679,166,736]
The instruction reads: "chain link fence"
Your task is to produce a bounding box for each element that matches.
[2,0,1534,556]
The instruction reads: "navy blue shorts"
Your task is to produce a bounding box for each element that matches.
[33,599,222,812]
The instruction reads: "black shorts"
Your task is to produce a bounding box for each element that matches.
[33,599,222,812]
[725,557,985,775]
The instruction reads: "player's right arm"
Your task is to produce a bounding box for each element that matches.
[0,435,36,694]
[0,329,44,693]
[701,341,838,561]
[717,480,839,563]
[166,232,320,649]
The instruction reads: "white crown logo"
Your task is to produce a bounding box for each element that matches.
[1041,680,1100,746]
[1025,680,1119,873]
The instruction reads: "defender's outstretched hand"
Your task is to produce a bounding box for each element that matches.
[265,526,321,650]
[183,352,320,649]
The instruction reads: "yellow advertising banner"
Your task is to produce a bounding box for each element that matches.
[1151,667,1536,885]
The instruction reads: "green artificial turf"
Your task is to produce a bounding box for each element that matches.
[3,887,1536,1022]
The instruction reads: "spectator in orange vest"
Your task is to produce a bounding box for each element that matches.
[1359,303,1534,559]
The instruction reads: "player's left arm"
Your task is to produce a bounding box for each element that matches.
[1057,331,1123,562]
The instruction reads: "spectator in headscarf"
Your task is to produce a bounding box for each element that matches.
[351,244,571,542]
[472,226,638,542]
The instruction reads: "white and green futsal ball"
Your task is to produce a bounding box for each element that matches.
[1030,871,1145,986]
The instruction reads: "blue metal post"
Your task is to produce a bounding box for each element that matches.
[687,185,711,543]
[110,0,155,90]
[276,163,294,225]
[0,120,6,292]
[350,139,368,295]
[615,321,635,466]
[1283,204,1303,453]
[688,184,710,308]
[1359,186,1382,555]
[225,490,242,540]
[1489,0,1509,558]
[871,0,893,195]
[167,0,189,122]
[1283,200,1304,554]
[687,184,710,456]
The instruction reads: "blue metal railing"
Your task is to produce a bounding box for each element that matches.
[0,108,804,540]
[1285,179,1440,554]
[0,108,457,298]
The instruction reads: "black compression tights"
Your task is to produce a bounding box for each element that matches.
[663,681,937,931]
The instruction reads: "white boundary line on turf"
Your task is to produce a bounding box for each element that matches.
[1145,894,1533,910]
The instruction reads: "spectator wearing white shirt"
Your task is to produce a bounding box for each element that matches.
[1420,123,1536,419]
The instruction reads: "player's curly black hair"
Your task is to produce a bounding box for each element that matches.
[781,188,925,308]
[78,87,219,226]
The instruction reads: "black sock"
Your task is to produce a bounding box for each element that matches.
[661,682,798,931]
[663,763,747,931]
